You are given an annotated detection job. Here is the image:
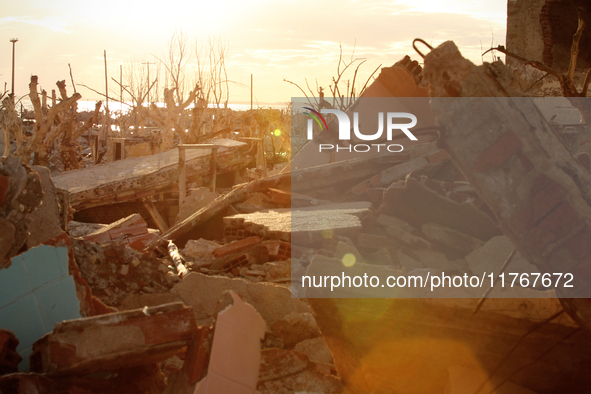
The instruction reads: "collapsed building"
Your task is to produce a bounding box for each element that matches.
[2,2,591,393]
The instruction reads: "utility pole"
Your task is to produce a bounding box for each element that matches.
[142,62,154,104]
[9,38,18,102]
[120,64,123,104]
[251,74,253,110]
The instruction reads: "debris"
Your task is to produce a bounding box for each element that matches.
[421,222,484,255]
[168,240,188,278]
[193,291,265,394]
[30,302,196,375]
[466,235,538,278]
[170,272,310,327]
[257,348,343,394]
[84,213,159,250]
[52,139,249,211]
[225,202,371,245]
[182,238,220,265]
[212,236,262,258]
[380,174,501,241]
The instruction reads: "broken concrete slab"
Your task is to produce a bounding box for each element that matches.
[421,222,484,256]
[466,235,538,278]
[182,238,220,264]
[30,302,196,376]
[293,337,333,365]
[194,291,265,394]
[258,348,309,383]
[225,201,372,244]
[380,175,501,241]
[84,213,154,244]
[409,249,455,271]
[170,272,310,327]
[375,213,414,232]
[271,312,320,349]
[52,139,249,211]
[386,226,432,249]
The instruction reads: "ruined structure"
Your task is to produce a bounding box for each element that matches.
[507,0,591,95]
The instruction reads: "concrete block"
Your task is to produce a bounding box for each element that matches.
[171,273,310,327]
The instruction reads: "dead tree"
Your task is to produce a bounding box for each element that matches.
[488,7,591,122]
[54,81,103,170]
[155,32,233,145]
[14,76,81,166]
[149,85,199,150]
[0,96,24,157]
[284,42,381,111]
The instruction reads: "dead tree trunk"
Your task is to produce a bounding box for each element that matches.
[53,80,103,170]
[15,76,81,166]
[0,96,23,156]
[148,85,199,151]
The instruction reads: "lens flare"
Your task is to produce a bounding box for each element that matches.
[342,253,356,267]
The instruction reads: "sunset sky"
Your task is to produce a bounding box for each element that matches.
[1,0,507,105]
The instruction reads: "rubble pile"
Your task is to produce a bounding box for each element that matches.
[3,38,591,394]
[71,238,178,307]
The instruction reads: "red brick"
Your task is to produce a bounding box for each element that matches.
[473,131,523,172]
[263,241,291,260]
[213,236,262,258]
[519,153,535,173]
[525,202,580,254]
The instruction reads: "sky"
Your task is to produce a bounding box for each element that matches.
[0,0,507,105]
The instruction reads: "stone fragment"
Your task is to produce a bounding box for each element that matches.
[466,235,538,277]
[421,222,484,255]
[294,337,333,365]
[171,273,310,326]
